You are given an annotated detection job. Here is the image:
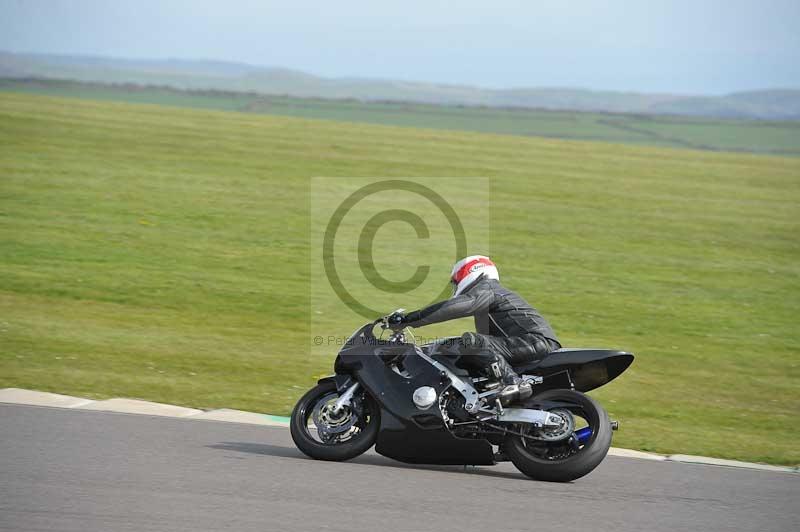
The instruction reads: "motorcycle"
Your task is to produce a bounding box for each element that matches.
[291,312,634,482]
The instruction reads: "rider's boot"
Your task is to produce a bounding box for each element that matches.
[489,356,533,405]
[489,355,521,385]
[459,333,533,406]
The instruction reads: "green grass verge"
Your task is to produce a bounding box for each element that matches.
[0,92,798,465]
[3,78,800,156]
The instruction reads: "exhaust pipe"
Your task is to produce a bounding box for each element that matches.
[575,426,593,444]
[575,420,618,445]
[497,383,533,406]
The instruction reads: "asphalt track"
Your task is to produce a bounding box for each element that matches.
[1,403,797,532]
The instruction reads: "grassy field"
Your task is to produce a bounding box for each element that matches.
[0,92,798,465]
[3,79,800,156]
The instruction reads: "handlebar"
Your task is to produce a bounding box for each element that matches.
[377,308,406,330]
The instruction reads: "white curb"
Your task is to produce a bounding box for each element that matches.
[1,388,796,473]
[192,408,289,427]
[76,398,203,417]
[607,447,666,461]
[665,454,797,473]
[0,388,94,408]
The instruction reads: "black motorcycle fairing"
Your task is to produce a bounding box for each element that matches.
[376,407,495,465]
[330,323,495,465]
[336,343,448,422]
[317,373,355,393]
[513,349,634,392]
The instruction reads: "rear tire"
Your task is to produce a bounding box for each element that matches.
[290,381,380,461]
[505,389,612,482]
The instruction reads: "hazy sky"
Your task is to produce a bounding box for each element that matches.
[2,0,798,94]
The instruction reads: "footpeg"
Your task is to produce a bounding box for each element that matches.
[610,420,619,431]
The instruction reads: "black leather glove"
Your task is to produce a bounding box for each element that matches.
[460,331,485,351]
[387,311,406,329]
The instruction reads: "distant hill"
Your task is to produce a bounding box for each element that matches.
[2,51,799,120]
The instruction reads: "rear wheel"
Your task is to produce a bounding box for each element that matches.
[504,389,612,482]
[290,381,380,461]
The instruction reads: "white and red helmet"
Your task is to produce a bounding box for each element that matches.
[450,255,499,297]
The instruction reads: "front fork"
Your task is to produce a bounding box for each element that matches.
[331,382,360,414]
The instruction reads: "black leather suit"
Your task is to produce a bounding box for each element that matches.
[403,277,561,370]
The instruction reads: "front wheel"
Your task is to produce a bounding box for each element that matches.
[290,380,380,461]
[504,389,612,482]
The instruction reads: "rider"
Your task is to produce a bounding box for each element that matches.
[388,255,561,388]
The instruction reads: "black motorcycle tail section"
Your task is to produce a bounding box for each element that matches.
[513,348,634,392]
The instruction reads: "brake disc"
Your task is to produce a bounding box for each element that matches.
[312,393,357,439]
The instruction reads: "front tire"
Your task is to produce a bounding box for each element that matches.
[290,381,380,461]
[505,389,612,482]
